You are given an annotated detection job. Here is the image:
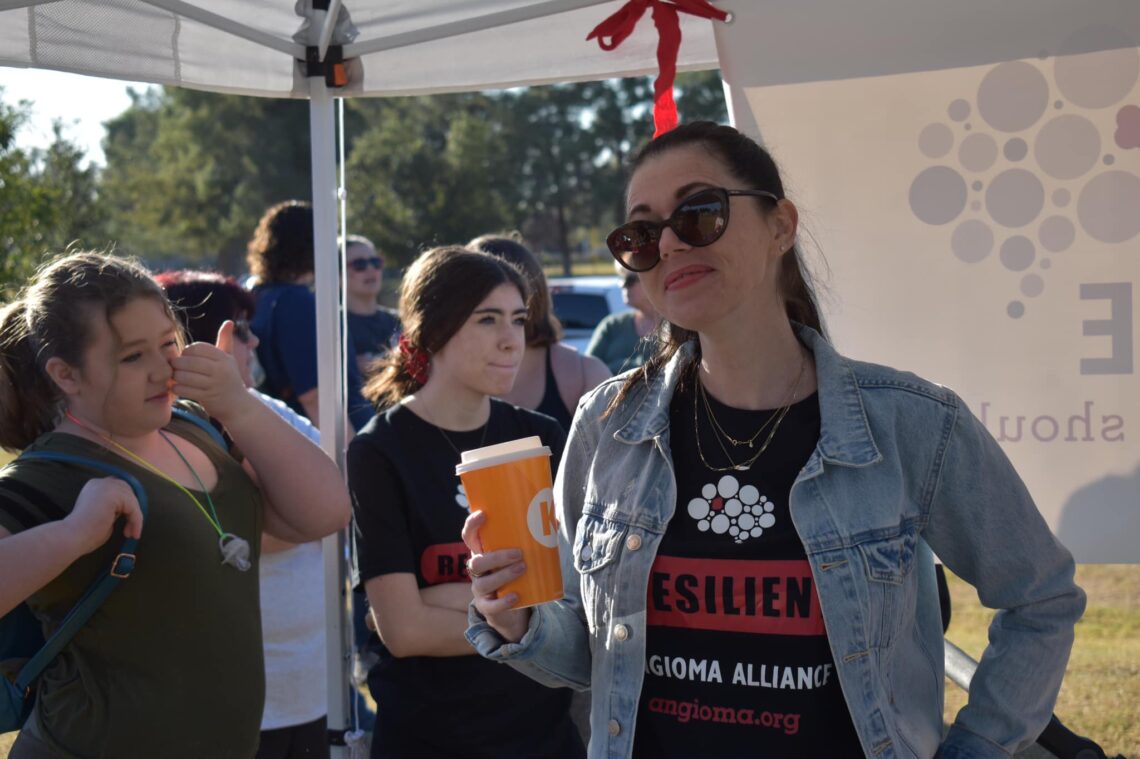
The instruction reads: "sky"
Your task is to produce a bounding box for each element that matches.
[0,67,149,165]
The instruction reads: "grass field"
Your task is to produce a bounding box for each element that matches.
[3,565,1136,757]
[943,565,1140,758]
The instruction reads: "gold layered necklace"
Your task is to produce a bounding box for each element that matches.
[693,353,807,473]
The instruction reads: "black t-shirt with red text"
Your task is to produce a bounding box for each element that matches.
[631,382,864,758]
[349,399,582,759]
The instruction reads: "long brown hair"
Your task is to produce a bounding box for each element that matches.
[607,122,825,416]
[0,251,178,451]
[363,246,529,409]
[468,234,561,347]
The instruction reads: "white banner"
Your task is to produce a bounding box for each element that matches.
[717,8,1139,562]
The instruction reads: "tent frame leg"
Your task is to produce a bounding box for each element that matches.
[310,46,353,759]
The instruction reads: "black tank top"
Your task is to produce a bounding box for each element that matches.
[534,347,574,430]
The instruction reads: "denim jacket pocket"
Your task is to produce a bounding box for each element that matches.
[572,513,628,632]
[855,529,918,649]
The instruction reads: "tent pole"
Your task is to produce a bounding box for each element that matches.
[310,71,352,758]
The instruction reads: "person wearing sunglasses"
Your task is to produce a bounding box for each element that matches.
[585,261,661,375]
[462,122,1084,759]
[246,201,373,433]
[344,235,401,378]
[157,269,335,759]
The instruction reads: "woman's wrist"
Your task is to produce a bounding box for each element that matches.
[493,607,533,643]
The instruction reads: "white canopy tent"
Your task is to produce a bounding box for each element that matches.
[3,0,1136,752]
[1,1,722,750]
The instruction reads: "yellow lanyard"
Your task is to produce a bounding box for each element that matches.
[64,410,251,571]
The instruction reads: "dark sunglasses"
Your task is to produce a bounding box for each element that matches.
[607,187,779,272]
[349,256,384,272]
[233,319,253,343]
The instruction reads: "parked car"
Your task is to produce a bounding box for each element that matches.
[548,275,630,353]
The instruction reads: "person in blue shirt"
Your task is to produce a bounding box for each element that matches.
[246,201,372,432]
[585,261,661,375]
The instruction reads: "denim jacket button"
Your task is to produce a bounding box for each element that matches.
[625,534,642,551]
[608,719,621,736]
[613,624,629,641]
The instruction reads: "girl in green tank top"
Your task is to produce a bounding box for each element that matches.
[0,251,351,758]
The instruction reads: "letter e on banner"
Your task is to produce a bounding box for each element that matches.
[527,488,559,547]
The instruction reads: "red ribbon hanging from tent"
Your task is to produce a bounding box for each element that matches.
[587,0,729,138]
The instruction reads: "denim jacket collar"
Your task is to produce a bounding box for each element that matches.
[612,324,882,469]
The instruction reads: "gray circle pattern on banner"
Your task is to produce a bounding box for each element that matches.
[948,99,971,122]
[911,37,1140,320]
[951,219,994,263]
[919,123,954,158]
[1117,105,1140,148]
[977,61,1050,132]
[1000,236,1036,271]
[1004,138,1028,161]
[1078,170,1140,243]
[1021,274,1045,298]
[1054,27,1140,109]
[1035,114,1101,180]
[986,169,1045,227]
[909,166,967,225]
[1039,216,1076,253]
[959,133,998,172]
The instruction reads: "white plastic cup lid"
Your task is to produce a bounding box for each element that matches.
[455,435,551,475]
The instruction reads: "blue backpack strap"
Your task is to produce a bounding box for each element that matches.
[170,406,227,451]
[10,452,149,692]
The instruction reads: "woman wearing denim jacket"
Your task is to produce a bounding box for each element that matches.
[462,122,1085,759]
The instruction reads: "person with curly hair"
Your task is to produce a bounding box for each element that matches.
[246,200,372,432]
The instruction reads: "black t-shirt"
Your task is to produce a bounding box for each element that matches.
[347,309,401,367]
[631,381,863,758]
[348,399,583,759]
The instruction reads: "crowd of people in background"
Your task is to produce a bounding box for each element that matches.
[0,122,1083,759]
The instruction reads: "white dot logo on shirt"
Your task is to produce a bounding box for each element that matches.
[526,487,559,548]
[686,474,776,544]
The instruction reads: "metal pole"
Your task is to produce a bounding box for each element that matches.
[309,23,352,757]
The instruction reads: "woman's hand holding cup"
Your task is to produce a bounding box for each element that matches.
[462,510,532,643]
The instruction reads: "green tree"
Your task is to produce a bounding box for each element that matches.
[93,72,727,274]
[0,90,108,297]
[498,82,615,274]
[344,93,516,265]
[101,87,312,273]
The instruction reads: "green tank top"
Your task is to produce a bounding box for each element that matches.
[0,406,265,758]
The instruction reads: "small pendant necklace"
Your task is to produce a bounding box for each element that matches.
[64,410,251,571]
[433,414,490,457]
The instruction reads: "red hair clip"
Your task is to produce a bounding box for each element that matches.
[398,334,430,386]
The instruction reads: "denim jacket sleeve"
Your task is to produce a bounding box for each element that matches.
[465,394,600,691]
[925,392,1085,758]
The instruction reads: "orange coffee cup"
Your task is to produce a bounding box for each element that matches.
[456,436,563,608]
